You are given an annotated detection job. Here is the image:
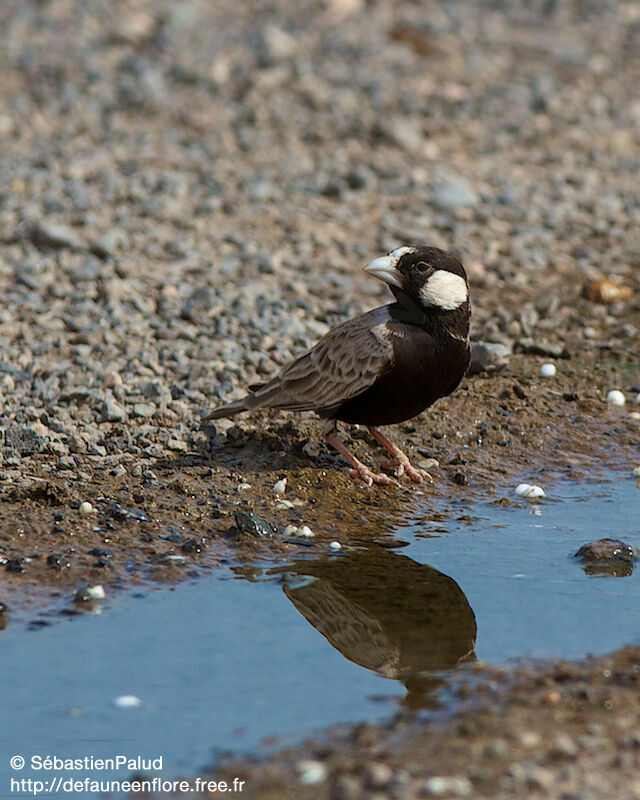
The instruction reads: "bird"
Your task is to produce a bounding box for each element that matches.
[203,245,471,486]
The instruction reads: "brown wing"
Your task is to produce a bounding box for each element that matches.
[245,307,395,413]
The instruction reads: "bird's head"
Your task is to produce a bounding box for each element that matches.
[364,245,469,314]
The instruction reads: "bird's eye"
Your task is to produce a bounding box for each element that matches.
[416,261,430,273]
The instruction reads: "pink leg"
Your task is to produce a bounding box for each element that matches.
[367,427,432,483]
[324,431,398,487]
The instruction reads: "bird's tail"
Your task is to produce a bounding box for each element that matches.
[201,399,248,424]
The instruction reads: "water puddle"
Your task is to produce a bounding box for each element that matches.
[1,474,638,794]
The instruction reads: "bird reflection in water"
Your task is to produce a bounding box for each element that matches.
[274,546,476,710]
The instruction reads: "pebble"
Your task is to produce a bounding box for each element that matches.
[434,174,478,209]
[296,760,327,785]
[298,525,315,537]
[606,390,626,406]
[329,541,342,551]
[79,501,94,515]
[273,477,287,494]
[424,776,472,797]
[100,398,126,423]
[515,483,546,500]
[234,510,273,538]
[276,499,294,509]
[365,763,393,788]
[133,403,156,418]
[113,695,142,709]
[104,372,123,389]
[86,585,105,599]
[468,342,511,375]
[302,441,322,457]
[540,363,557,377]
[633,466,640,477]
[166,438,187,451]
[283,524,299,535]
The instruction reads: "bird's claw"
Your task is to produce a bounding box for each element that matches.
[342,466,398,487]
[380,458,431,483]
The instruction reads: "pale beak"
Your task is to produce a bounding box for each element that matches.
[364,255,403,289]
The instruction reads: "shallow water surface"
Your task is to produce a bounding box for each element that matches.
[0,474,638,796]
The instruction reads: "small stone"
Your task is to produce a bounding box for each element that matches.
[365,763,393,789]
[104,372,123,389]
[113,695,142,709]
[79,501,93,515]
[133,403,156,418]
[633,466,640,477]
[302,440,322,458]
[606,389,625,406]
[468,342,510,375]
[575,538,638,564]
[329,541,342,551]
[273,477,287,494]
[283,525,299,535]
[28,220,83,250]
[332,774,362,800]
[166,438,187,451]
[298,525,315,537]
[425,776,472,797]
[296,760,327,785]
[58,455,76,471]
[434,174,478,209]
[540,363,557,377]
[234,511,273,538]
[86,585,105,600]
[276,499,294,509]
[101,398,126,423]
[518,731,542,749]
[163,554,186,563]
[550,732,578,758]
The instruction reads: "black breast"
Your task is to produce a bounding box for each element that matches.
[327,316,470,427]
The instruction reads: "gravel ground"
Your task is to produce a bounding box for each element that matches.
[0,0,639,795]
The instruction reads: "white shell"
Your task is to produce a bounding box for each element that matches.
[276,499,294,509]
[273,478,287,494]
[298,525,315,537]
[540,363,556,377]
[114,695,142,709]
[606,390,626,406]
[79,501,93,515]
[515,483,546,500]
[329,541,342,551]
[297,760,327,785]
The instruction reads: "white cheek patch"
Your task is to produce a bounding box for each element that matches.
[420,270,468,310]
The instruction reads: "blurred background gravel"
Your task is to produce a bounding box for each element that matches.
[0,0,638,473]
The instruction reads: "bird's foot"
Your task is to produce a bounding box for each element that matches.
[368,427,432,483]
[342,465,398,487]
[380,457,432,482]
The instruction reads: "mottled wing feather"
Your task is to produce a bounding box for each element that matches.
[246,309,394,413]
